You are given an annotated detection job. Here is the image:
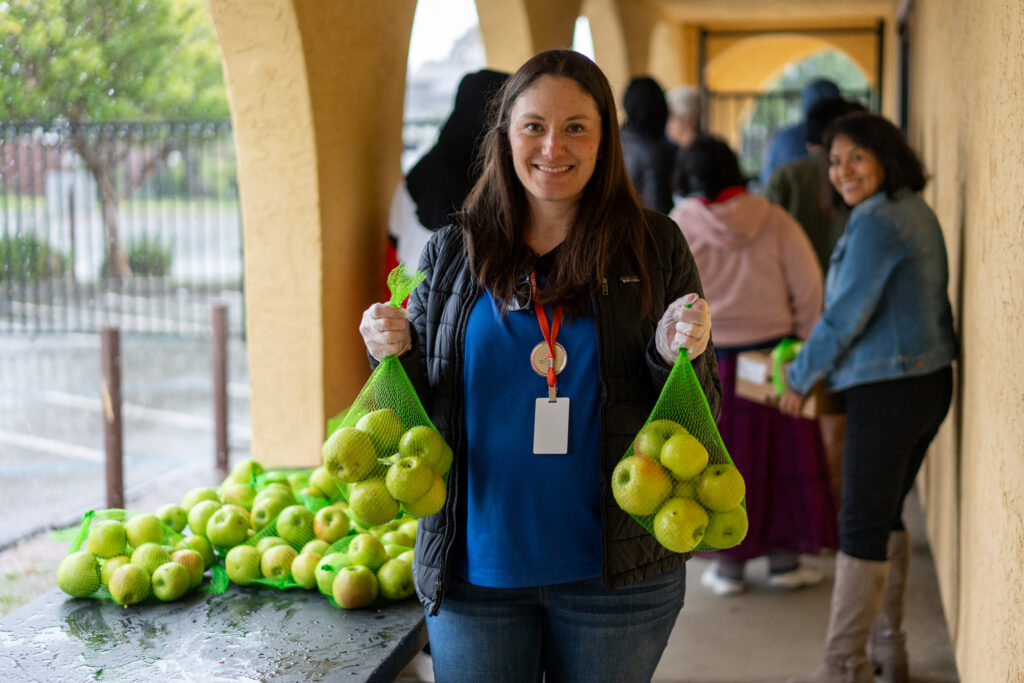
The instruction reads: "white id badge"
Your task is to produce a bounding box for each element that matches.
[534,397,570,454]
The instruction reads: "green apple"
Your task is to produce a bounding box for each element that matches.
[376,558,415,601]
[403,473,446,518]
[380,530,414,547]
[398,426,444,471]
[355,408,405,456]
[302,539,331,555]
[205,505,251,549]
[108,563,150,605]
[260,544,298,579]
[170,549,205,590]
[100,556,131,588]
[254,484,296,509]
[275,505,316,547]
[130,542,171,575]
[611,455,672,516]
[260,471,290,486]
[398,519,419,543]
[309,466,342,500]
[434,442,453,476]
[219,483,257,511]
[346,533,387,572]
[187,499,222,537]
[175,535,215,570]
[156,504,188,533]
[397,549,414,564]
[226,458,264,485]
[87,520,127,558]
[349,478,400,526]
[385,456,435,503]
[225,545,263,585]
[256,536,289,554]
[659,429,709,481]
[314,504,351,543]
[291,551,322,590]
[250,495,289,531]
[703,506,749,550]
[673,477,699,499]
[125,514,164,547]
[181,486,219,511]
[57,551,100,598]
[322,427,378,483]
[151,561,191,601]
[315,552,352,595]
[632,419,686,460]
[696,464,746,512]
[653,497,709,553]
[384,543,407,559]
[332,565,378,609]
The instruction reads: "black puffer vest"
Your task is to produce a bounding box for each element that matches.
[398,211,721,615]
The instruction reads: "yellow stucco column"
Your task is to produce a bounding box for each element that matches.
[208,0,416,466]
[476,0,582,72]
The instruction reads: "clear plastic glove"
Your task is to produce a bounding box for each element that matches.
[655,293,712,364]
[359,302,412,361]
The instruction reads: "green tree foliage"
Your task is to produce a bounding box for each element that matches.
[0,0,228,278]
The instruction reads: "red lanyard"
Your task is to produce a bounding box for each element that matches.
[529,270,562,393]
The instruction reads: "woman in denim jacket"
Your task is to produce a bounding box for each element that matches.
[781,113,956,683]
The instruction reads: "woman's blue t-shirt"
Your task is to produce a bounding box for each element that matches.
[459,285,603,588]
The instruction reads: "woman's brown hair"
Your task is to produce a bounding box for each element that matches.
[460,49,652,318]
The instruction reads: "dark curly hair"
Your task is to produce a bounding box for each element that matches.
[823,112,927,201]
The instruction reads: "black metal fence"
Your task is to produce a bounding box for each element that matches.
[0,120,244,337]
[705,88,875,182]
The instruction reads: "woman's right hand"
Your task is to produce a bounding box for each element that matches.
[359,303,412,360]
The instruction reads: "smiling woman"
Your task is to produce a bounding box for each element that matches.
[358,49,721,682]
[780,112,954,683]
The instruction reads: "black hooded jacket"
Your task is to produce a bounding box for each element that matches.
[404,69,509,231]
[393,211,721,616]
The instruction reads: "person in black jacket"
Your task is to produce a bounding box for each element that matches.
[620,76,676,214]
[360,49,720,683]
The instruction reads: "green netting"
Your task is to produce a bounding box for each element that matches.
[613,352,749,554]
[320,264,451,526]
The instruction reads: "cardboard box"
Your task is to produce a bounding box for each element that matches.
[734,349,842,418]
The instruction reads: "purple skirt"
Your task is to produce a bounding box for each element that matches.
[707,349,838,562]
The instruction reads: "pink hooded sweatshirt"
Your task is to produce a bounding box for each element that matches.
[669,192,823,348]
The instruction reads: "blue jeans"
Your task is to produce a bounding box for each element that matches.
[425,567,686,683]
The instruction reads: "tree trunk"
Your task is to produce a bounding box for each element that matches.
[71,127,132,281]
[97,166,132,280]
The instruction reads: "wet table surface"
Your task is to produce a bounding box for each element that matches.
[0,586,428,682]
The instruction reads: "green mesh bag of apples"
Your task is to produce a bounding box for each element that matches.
[320,264,452,528]
[55,508,212,606]
[612,351,748,554]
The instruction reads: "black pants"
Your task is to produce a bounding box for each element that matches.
[839,366,953,560]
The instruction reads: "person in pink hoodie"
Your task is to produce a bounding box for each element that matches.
[670,135,837,596]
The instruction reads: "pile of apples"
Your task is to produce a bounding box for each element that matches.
[612,419,748,553]
[56,510,207,605]
[55,457,418,610]
[321,408,451,525]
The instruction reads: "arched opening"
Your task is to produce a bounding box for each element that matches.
[573,16,596,60]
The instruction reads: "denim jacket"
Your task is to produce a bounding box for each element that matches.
[787,190,956,394]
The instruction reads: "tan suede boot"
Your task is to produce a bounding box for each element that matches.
[868,531,910,682]
[788,552,889,683]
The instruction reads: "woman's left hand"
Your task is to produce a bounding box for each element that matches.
[778,389,806,416]
[656,293,712,363]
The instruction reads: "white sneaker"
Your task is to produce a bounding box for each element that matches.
[700,564,746,596]
[767,564,825,590]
